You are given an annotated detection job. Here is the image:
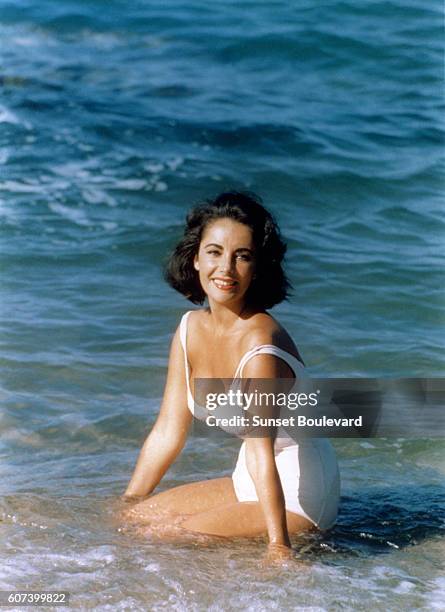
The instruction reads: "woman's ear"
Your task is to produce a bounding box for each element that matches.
[193,255,199,271]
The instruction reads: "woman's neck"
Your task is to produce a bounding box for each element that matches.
[206,301,257,334]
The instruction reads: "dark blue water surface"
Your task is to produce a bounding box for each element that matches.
[1,1,444,609]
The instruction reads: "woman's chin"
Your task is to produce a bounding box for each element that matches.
[207,290,245,307]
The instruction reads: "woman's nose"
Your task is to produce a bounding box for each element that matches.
[219,254,234,273]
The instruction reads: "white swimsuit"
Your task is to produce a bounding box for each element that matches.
[179,311,340,529]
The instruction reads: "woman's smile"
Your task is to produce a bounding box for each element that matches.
[211,277,238,291]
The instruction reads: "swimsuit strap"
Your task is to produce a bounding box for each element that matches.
[234,344,304,378]
[179,311,194,410]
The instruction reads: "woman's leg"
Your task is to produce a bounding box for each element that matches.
[124,477,238,523]
[123,476,314,539]
[180,502,314,538]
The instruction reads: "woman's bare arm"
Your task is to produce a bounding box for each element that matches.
[245,436,290,547]
[124,326,192,498]
[243,353,294,549]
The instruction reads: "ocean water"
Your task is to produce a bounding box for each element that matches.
[1,0,444,609]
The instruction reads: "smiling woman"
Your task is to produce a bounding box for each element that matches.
[123,191,340,564]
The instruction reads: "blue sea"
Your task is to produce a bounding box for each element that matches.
[1,0,444,609]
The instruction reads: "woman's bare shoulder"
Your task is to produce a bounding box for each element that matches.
[184,308,211,343]
[187,308,208,327]
[241,312,301,358]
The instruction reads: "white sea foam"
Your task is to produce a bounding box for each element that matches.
[74,546,116,567]
[77,143,94,152]
[13,36,39,47]
[143,562,161,573]
[49,202,92,227]
[86,32,122,50]
[51,161,93,179]
[112,179,147,190]
[0,105,20,125]
[7,24,56,49]
[82,187,118,207]
[0,180,43,193]
[101,222,118,231]
[0,148,9,164]
[427,576,445,609]
[393,580,415,594]
[0,546,116,585]
[144,162,164,174]
[166,157,184,171]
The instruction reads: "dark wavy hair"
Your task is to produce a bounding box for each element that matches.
[165,191,291,310]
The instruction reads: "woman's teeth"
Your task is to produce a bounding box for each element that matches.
[213,279,236,289]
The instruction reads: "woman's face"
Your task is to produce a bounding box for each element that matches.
[193,218,256,307]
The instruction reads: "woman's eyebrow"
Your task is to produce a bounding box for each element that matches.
[204,243,254,253]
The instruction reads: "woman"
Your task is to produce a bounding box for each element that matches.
[124,191,340,561]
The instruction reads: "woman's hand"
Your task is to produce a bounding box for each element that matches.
[120,493,149,503]
[261,543,295,567]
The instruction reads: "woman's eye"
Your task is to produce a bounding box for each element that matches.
[207,250,220,256]
[237,254,252,262]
